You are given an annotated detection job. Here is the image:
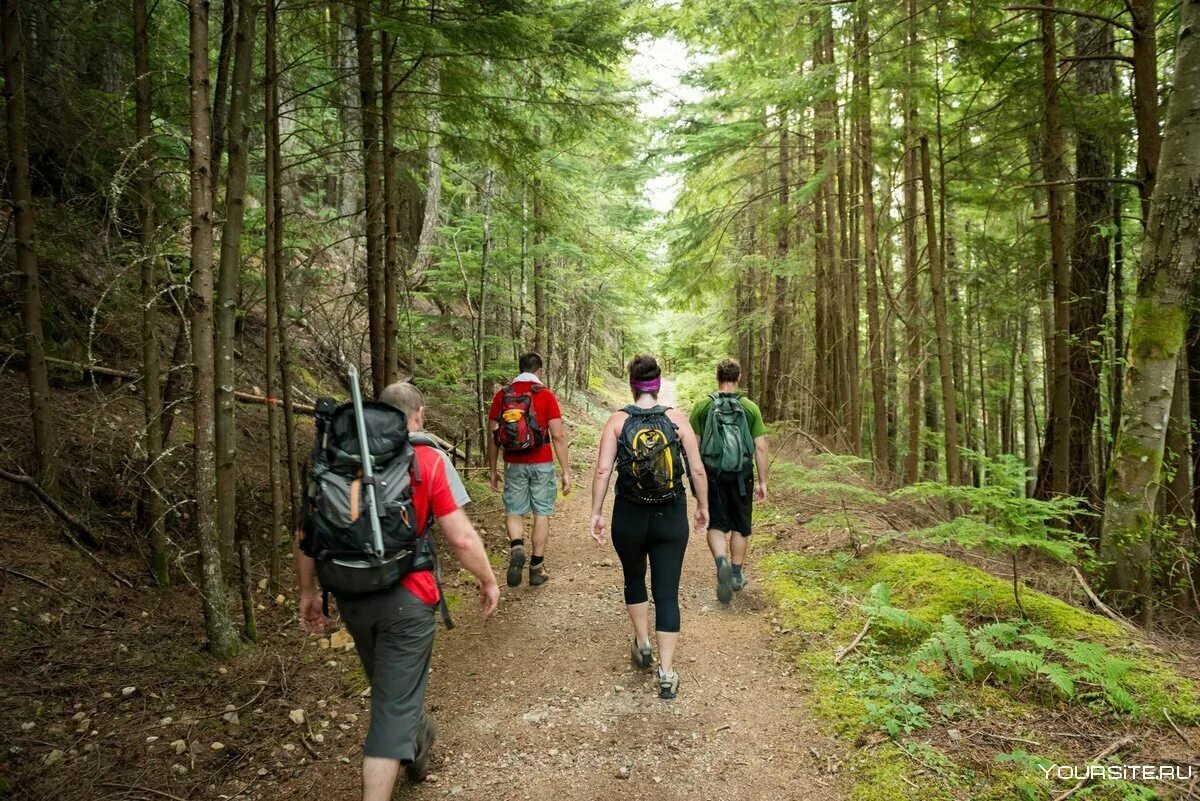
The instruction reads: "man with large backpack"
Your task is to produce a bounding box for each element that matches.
[487,352,572,588]
[294,372,499,801]
[689,358,769,604]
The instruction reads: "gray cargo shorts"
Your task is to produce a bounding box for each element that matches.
[502,461,557,516]
[337,585,436,762]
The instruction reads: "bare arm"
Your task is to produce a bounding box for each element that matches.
[549,417,572,493]
[294,531,327,634]
[754,434,769,500]
[589,414,620,542]
[437,508,500,617]
[670,409,709,533]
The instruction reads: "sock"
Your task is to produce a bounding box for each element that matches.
[510,539,524,550]
[732,563,743,579]
[531,555,544,568]
[714,555,725,567]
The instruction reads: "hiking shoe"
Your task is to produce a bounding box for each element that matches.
[506,544,526,587]
[657,669,679,700]
[405,714,437,782]
[715,557,733,604]
[732,570,747,593]
[631,638,653,670]
[529,563,549,586]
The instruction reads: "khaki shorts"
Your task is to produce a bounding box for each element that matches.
[503,462,557,516]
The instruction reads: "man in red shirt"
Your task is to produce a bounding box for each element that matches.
[295,383,499,801]
[487,352,572,587]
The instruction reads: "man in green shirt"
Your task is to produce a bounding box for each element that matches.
[690,358,769,603]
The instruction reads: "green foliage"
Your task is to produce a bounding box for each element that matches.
[892,453,1086,567]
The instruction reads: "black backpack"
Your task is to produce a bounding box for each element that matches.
[615,405,687,504]
[305,398,429,599]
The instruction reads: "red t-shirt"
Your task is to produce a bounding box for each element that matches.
[488,381,562,464]
[400,445,459,604]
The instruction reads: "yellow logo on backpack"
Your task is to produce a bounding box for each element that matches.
[629,427,675,492]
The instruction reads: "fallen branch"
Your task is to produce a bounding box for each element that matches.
[1070,567,1137,631]
[835,618,871,664]
[98,783,189,801]
[0,468,102,549]
[968,729,1042,747]
[1051,736,1136,801]
[0,565,88,606]
[1163,708,1193,750]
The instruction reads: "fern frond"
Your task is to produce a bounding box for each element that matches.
[1037,663,1076,697]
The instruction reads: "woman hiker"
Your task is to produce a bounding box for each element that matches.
[588,354,709,699]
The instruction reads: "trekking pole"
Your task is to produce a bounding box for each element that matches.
[348,365,386,559]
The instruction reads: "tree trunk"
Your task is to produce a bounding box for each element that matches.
[409,59,441,292]
[1102,0,1200,623]
[763,111,789,423]
[1066,15,1113,540]
[355,0,385,394]
[133,0,167,584]
[533,171,546,356]
[3,0,56,492]
[214,0,256,577]
[901,0,921,484]
[209,0,236,207]
[1041,2,1071,496]
[1129,0,1160,222]
[381,21,399,386]
[856,3,889,482]
[187,0,239,659]
[920,135,960,483]
[265,0,300,532]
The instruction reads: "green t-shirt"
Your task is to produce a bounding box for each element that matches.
[689,393,767,440]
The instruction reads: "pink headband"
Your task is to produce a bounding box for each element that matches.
[631,377,661,394]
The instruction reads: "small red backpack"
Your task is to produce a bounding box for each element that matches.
[493,385,547,452]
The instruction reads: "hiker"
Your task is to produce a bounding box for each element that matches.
[487,352,572,587]
[589,354,709,699]
[294,378,500,801]
[689,358,768,604]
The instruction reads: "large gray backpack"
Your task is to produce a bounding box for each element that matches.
[306,399,427,598]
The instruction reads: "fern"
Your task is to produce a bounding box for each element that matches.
[940,615,975,679]
[1037,663,1076,696]
[863,583,933,632]
[988,648,1045,674]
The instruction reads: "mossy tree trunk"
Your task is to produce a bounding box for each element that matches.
[1102,0,1200,624]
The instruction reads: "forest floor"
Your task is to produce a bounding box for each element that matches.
[5,375,1200,800]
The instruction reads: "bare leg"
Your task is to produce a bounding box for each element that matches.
[730,532,749,566]
[626,601,651,646]
[657,631,679,675]
[531,514,550,558]
[363,757,400,801]
[706,528,728,560]
[505,513,525,544]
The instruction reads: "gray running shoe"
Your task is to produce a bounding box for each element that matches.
[657,668,679,700]
[405,714,437,782]
[506,544,526,587]
[732,569,747,592]
[715,556,733,604]
[631,638,653,670]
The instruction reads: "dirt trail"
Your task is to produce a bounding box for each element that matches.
[376,381,846,801]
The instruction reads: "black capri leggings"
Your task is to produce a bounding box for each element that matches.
[611,494,689,633]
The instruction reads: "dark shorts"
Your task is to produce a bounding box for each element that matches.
[337,585,436,762]
[708,472,753,536]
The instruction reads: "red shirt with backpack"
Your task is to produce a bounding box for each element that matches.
[489,380,562,464]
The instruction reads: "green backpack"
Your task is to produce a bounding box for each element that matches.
[699,393,755,477]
